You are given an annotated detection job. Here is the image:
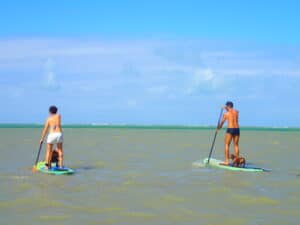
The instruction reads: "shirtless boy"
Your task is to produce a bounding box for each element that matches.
[217,101,240,165]
[40,106,64,169]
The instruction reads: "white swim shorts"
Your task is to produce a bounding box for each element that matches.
[47,132,63,144]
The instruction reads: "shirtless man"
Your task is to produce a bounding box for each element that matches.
[217,101,240,165]
[40,106,64,169]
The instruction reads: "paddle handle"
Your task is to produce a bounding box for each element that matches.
[34,142,43,166]
[207,108,224,164]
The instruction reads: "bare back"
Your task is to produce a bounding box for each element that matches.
[47,114,62,133]
[224,109,239,128]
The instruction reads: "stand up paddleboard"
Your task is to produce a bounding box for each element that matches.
[203,158,266,172]
[35,161,74,175]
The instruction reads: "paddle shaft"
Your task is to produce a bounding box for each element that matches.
[207,108,224,164]
[34,142,43,166]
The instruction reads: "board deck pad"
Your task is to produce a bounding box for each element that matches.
[35,161,74,175]
[203,158,266,172]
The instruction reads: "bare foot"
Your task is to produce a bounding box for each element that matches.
[220,162,230,166]
[44,163,51,170]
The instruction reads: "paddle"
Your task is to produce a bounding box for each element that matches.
[207,107,224,164]
[32,141,43,172]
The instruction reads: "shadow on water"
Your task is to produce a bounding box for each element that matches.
[69,165,97,171]
[68,160,106,172]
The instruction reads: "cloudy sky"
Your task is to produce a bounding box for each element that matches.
[1,0,300,126]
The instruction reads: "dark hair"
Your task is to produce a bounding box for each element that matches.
[225,101,234,108]
[49,106,58,114]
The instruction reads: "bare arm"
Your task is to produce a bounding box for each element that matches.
[217,114,227,130]
[40,119,49,143]
[58,114,62,127]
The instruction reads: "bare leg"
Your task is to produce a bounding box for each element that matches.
[49,150,53,166]
[224,133,232,165]
[45,143,53,169]
[57,143,63,168]
[233,135,240,157]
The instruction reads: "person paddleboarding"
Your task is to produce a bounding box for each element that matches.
[217,101,240,166]
[40,106,64,169]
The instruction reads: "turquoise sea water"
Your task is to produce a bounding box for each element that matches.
[0,125,300,225]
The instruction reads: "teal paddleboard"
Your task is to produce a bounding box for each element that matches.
[203,158,266,172]
[35,161,74,175]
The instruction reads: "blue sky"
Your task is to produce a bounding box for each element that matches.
[0,0,300,126]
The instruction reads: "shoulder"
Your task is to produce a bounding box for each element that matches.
[56,114,62,121]
[45,117,50,125]
[223,112,229,118]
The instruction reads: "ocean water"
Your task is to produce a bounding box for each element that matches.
[0,126,300,225]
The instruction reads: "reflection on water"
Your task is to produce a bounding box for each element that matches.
[0,128,300,225]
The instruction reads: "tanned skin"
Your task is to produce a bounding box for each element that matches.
[217,104,240,165]
[40,113,63,169]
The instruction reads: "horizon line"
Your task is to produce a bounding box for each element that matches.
[0,123,299,131]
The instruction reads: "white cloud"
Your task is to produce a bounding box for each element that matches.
[43,58,60,90]
[0,37,299,100]
[0,38,299,125]
[185,68,225,95]
[194,68,214,83]
[0,38,299,78]
[45,71,57,87]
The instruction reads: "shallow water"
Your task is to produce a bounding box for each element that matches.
[0,128,299,225]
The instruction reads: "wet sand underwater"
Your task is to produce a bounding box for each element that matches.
[0,127,300,225]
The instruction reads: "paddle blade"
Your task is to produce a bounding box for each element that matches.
[32,165,38,173]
